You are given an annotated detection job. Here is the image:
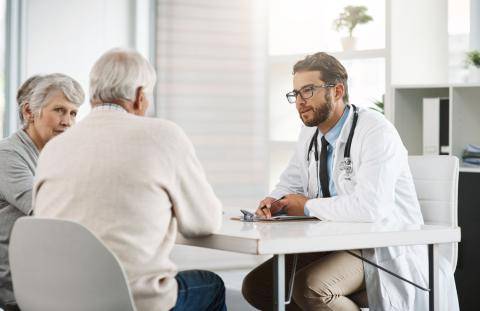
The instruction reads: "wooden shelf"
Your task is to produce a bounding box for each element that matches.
[459,166,480,173]
[392,83,480,89]
[392,84,451,89]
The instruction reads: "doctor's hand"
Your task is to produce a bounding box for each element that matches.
[256,197,286,218]
[255,194,308,218]
[282,194,308,216]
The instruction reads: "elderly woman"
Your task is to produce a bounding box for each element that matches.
[0,73,84,309]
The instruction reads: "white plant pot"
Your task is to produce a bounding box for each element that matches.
[468,67,480,83]
[341,36,357,51]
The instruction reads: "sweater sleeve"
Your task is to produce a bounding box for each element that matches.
[167,126,223,238]
[0,150,34,215]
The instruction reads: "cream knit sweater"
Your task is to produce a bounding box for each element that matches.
[33,109,222,311]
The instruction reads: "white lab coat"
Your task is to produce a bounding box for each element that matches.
[270,106,459,311]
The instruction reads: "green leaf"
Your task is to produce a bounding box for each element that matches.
[466,50,480,68]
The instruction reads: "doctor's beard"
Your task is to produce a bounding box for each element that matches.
[300,91,334,127]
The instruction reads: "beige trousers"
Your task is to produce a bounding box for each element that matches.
[241,251,368,311]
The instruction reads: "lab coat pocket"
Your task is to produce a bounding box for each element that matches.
[337,170,356,194]
[377,253,418,310]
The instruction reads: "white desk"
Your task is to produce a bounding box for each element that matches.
[177,215,461,311]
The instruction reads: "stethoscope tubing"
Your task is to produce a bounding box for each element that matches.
[306,104,359,198]
[307,104,359,161]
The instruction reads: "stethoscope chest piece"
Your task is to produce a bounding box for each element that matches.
[339,157,353,180]
[307,104,359,187]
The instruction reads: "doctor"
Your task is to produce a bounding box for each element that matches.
[241,52,459,310]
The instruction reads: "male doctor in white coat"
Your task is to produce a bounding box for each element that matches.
[241,52,459,311]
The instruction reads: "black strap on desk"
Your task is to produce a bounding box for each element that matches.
[346,250,429,292]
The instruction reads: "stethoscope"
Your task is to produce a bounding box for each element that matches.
[306,104,359,196]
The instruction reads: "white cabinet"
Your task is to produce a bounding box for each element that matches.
[392,84,480,172]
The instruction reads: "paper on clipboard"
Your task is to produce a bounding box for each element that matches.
[235,209,318,222]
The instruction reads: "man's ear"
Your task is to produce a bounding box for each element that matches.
[133,87,144,111]
[334,83,345,102]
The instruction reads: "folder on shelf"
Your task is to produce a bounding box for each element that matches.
[423,97,450,155]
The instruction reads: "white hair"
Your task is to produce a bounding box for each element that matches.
[17,75,44,123]
[89,48,157,104]
[28,73,85,122]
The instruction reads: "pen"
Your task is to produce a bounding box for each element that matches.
[260,196,285,210]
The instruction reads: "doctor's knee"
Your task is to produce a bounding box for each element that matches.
[293,269,333,307]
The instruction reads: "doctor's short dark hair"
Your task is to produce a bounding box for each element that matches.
[293,52,349,103]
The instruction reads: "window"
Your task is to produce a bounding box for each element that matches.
[0,1,6,138]
[269,0,385,55]
[448,0,470,83]
[268,0,386,187]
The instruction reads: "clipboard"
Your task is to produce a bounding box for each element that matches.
[234,209,318,222]
[231,215,318,222]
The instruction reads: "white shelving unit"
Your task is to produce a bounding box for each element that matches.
[392,84,480,173]
[269,49,387,65]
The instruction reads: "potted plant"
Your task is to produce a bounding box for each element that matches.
[369,97,384,114]
[333,6,373,51]
[466,50,480,82]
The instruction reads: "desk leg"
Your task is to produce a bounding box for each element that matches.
[428,244,439,311]
[273,254,285,311]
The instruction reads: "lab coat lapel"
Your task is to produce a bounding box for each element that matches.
[332,105,355,190]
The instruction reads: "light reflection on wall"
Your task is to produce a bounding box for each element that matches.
[268,0,385,55]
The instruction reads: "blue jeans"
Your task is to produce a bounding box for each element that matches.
[171,270,226,311]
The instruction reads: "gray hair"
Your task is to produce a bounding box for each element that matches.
[89,48,156,104]
[17,75,44,123]
[28,73,85,122]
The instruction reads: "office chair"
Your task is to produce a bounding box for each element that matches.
[357,155,459,311]
[9,217,136,311]
[408,155,459,271]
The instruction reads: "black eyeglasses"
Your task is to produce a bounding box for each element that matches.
[285,83,336,104]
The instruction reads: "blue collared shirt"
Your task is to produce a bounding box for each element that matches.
[305,105,350,215]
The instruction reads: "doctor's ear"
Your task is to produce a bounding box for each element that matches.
[334,84,345,102]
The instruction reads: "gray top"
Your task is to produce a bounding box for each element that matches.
[0,129,38,304]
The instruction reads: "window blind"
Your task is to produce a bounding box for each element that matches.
[155,0,268,211]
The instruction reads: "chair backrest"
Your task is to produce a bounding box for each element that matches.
[9,217,136,311]
[408,155,459,271]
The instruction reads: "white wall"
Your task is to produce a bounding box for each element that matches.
[154,0,269,269]
[471,0,480,49]
[391,0,449,85]
[155,0,269,212]
[23,0,134,119]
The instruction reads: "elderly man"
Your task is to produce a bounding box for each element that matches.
[32,48,226,311]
